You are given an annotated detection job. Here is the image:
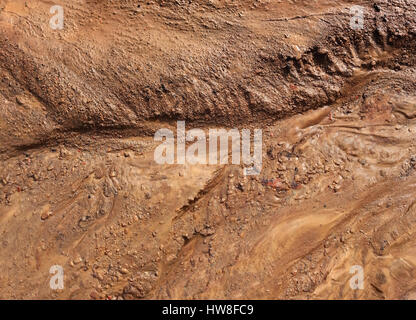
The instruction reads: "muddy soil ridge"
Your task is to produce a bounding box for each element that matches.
[1,0,416,299]
[0,0,415,153]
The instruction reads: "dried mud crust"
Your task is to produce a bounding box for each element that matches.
[1,0,416,300]
[0,0,415,152]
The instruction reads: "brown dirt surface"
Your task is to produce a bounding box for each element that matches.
[1,0,416,300]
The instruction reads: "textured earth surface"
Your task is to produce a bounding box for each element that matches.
[1,0,416,299]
